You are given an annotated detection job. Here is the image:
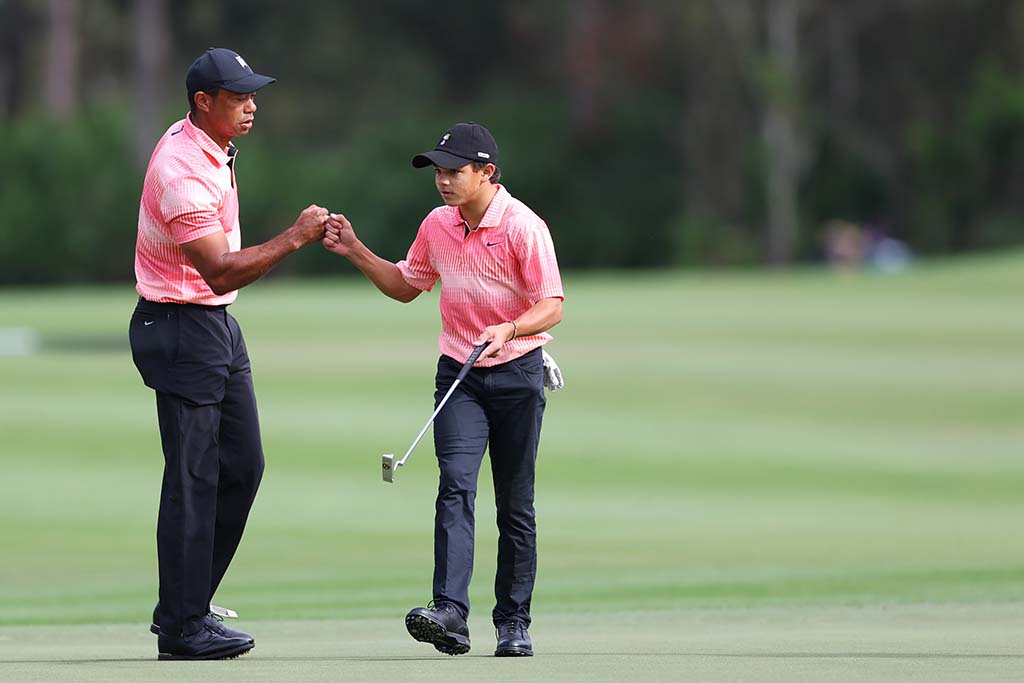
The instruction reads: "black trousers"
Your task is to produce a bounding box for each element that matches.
[431,347,546,627]
[129,298,264,637]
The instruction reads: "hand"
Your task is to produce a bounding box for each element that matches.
[323,213,358,257]
[541,350,564,391]
[475,321,517,359]
[291,205,329,246]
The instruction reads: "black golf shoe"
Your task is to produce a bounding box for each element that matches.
[494,620,533,657]
[151,613,254,644]
[405,602,471,656]
[157,622,253,660]
[203,612,254,643]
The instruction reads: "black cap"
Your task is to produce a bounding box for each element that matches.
[186,47,276,95]
[412,122,498,169]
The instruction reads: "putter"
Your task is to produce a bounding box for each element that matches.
[382,342,489,483]
[209,604,238,619]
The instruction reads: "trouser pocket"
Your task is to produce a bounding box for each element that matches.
[129,304,180,392]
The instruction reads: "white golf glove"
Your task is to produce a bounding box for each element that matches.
[541,350,564,392]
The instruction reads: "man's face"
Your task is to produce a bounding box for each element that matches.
[434,163,492,206]
[200,89,257,140]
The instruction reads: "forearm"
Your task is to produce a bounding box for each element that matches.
[203,229,303,295]
[508,297,563,339]
[476,296,563,358]
[346,240,421,303]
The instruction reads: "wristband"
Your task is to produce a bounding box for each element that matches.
[506,320,518,340]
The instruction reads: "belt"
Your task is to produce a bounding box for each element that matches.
[137,296,228,311]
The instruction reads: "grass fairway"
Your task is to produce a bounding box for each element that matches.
[1,256,1023,680]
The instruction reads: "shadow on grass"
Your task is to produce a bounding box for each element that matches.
[6,652,1024,664]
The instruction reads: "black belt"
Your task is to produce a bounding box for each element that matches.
[138,296,228,311]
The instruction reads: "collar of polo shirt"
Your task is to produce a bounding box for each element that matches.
[183,113,236,168]
[452,184,511,230]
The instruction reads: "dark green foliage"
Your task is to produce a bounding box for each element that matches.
[3,1,1024,282]
[0,111,140,284]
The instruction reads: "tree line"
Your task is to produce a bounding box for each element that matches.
[1,0,1022,284]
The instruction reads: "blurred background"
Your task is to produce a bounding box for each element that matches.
[2,0,1024,284]
[2,2,1024,676]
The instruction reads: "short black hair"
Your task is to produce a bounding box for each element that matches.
[473,162,501,184]
[187,88,220,115]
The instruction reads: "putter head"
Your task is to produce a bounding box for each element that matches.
[209,604,238,619]
[382,453,397,483]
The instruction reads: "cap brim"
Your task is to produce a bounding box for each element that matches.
[412,149,475,169]
[222,73,276,93]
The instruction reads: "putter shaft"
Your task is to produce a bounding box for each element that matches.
[394,377,463,468]
[383,342,489,482]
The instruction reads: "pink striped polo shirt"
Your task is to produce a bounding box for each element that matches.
[134,114,241,305]
[397,185,564,367]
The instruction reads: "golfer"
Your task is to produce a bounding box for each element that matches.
[323,122,564,657]
[129,47,328,660]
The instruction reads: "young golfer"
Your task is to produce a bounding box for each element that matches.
[322,122,564,656]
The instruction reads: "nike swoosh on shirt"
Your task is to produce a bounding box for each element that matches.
[143,321,155,326]
[486,241,504,247]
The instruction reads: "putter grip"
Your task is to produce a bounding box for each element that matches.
[455,342,489,382]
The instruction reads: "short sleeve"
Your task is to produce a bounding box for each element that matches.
[161,174,225,244]
[396,218,440,292]
[512,221,564,303]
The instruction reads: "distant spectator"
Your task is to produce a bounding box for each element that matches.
[823,219,869,269]
[823,219,913,273]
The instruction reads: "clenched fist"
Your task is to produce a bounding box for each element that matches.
[291,205,329,246]
[323,213,358,257]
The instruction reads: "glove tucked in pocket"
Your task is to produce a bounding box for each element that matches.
[541,349,564,392]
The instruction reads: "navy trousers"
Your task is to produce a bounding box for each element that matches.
[129,298,264,637]
[431,347,546,627]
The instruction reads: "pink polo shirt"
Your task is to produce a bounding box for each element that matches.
[134,114,241,305]
[397,185,564,367]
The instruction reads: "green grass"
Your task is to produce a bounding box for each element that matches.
[2,605,1022,682]
[1,254,1023,680]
